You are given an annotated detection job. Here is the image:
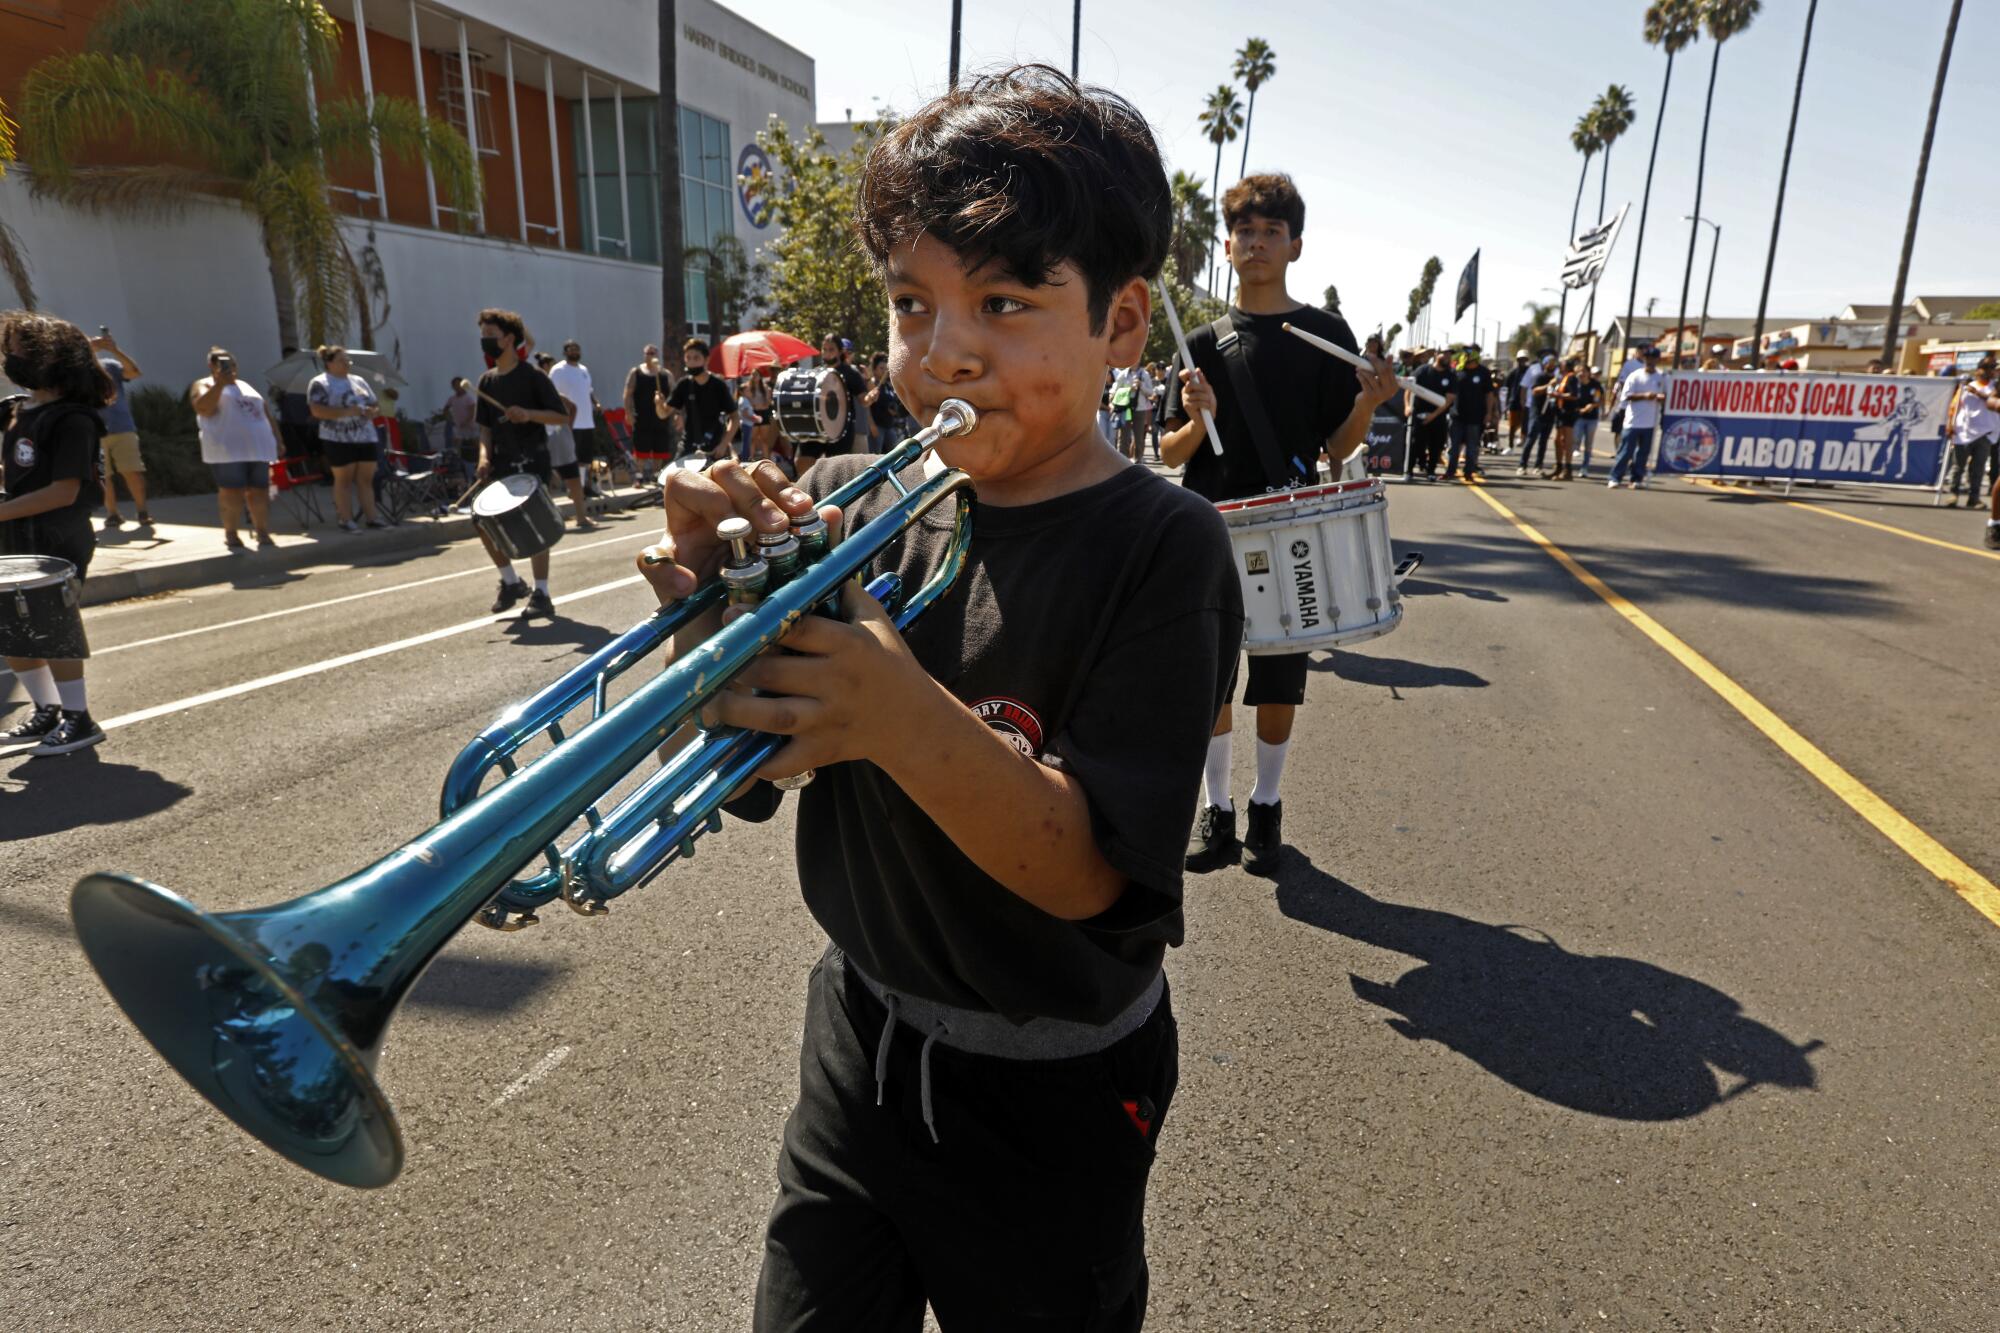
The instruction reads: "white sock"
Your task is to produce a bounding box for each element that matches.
[1203,734,1233,813]
[18,665,57,708]
[499,564,523,585]
[534,578,550,595]
[1250,738,1290,807]
[55,675,88,713]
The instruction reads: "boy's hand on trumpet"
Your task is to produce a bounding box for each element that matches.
[636,457,830,601]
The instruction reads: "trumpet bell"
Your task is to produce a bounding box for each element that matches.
[71,872,402,1188]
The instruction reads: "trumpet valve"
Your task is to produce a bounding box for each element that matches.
[716,516,770,605]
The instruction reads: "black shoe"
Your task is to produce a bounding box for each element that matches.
[34,709,104,755]
[524,588,555,617]
[103,512,124,530]
[1185,804,1241,873]
[491,578,527,613]
[1,703,62,748]
[1243,799,1284,875]
[1986,526,2000,551]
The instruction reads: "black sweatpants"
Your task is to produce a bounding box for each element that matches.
[754,948,1179,1332]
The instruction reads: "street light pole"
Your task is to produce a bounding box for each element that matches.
[1685,215,1721,363]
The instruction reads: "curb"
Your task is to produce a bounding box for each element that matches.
[80,488,659,607]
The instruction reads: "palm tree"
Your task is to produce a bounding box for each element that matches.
[1558,109,1602,350]
[1673,0,1760,368]
[1197,85,1243,295]
[1222,38,1275,305]
[1168,169,1216,294]
[660,0,685,346]
[22,0,478,352]
[1882,0,1961,369]
[1510,302,1559,357]
[1619,0,1701,369]
[0,96,33,307]
[1750,1,1815,364]
[1579,84,1635,340]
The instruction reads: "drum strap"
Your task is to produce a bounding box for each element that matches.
[1212,314,1302,490]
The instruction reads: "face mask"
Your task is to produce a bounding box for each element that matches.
[480,336,502,358]
[2,353,38,388]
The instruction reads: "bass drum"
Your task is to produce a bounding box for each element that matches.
[0,554,88,659]
[471,473,565,561]
[772,367,847,445]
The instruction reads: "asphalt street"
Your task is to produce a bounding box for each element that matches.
[4,465,1998,1330]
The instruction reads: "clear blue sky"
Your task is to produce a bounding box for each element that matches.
[741,0,1995,350]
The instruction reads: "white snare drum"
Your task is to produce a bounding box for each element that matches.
[772,367,848,444]
[1215,478,1422,654]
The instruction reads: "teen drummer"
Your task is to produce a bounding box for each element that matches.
[1161,173,1398,873]
[638,65,1241,1329]
[474,308,569,617]
[0,310,111,755]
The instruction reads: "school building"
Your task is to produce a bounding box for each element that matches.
[0,0,816,410]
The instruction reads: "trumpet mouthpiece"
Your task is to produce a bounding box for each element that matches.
[935,399,978,438]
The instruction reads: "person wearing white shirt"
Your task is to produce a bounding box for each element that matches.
[1946,358,1999,507]
[547,340,601,493]
[190,345,283,548]
[1607,343,1669,489]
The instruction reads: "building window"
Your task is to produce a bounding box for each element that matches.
[571,92,661,263]
[680,105,732,337]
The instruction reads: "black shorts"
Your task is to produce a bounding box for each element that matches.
[1225,651,1310,707]
[489,450,554,488]
[0,509,95,580]
[571,426,597,465]
[320,436,378,468]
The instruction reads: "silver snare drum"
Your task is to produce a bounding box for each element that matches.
[471,473,565,561]
[0,554,88,659]
[772,367,848,444]
[1215,479,1421,655]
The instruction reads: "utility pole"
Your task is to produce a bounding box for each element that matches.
[950,0,963,87]
[1072,0,1081,78]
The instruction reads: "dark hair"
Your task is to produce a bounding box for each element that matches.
[478,307,527,345]
[1222,172,1305,237]
[533,353,556,370]
[857,63,1171,333]
[683,337,710,356]
[0,309,117,407]
[870,352,888,367]
[317,344,346,366]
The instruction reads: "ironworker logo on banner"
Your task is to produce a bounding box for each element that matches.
[1661,417,1720,471]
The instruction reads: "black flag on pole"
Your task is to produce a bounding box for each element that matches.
[1454,249,1479,321]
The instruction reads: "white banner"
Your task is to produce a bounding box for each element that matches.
[1560,203,1628,290]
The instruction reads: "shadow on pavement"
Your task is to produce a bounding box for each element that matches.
[499,614,618,656]
[1410,534,1899,619]
[406,954,566,1013]
[1398,575,1508,603]
[1309,649,1488,691]
[1273,857,1822,1120]
[0,896,74,941]
[0,749,193,837]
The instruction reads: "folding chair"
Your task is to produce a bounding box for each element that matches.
[376,417,459,522]
[270,451,328,530]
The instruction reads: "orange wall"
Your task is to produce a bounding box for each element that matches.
[1,0,124,133]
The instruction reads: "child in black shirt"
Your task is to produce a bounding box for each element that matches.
[0,310,112,754]
[635,65,1242,1331]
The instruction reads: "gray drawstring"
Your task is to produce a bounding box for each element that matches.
[873,992,900,1106]
[918,1026,946,1144]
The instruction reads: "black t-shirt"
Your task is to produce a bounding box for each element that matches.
[1574,378,1605,419]
[1411,364,1455,426]
[668,374,737,447]
[1164,304,1360,502]
[475,360,566,460]
[869,377,905,429]
[628,366,670,440]
[1451,364,1495,421]
[832,362,868,450]
[3,399,102,516]
[737,456,1244,1023]
[1503,364,1527,398]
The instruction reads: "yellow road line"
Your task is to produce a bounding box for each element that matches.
[1460,478,2000,930]
[1687,477,2000,562]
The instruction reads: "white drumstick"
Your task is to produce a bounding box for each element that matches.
[1283,322,1449,410]
[1157,280,1224,456]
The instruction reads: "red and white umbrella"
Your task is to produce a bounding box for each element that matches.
[709,330,817,379]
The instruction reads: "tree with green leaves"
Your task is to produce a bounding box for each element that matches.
[1510,302,1559,357]
[1674,0,1760,366]
[0,96,33,308]
[1963,302,2000,321]
[1620,0,1701,369]
[1222,38,1275,305]
[743,115,889,356]
[21,0,478,353]
[684,233,767,340]
[1168,170,1216,296]
[1197,85,1243,295]
[1144,254,1224,368]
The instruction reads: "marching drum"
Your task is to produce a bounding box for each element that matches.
[772,367,848,444]
[471,473,565,560]
[0,554,88,659]
[1215,478,1422,655]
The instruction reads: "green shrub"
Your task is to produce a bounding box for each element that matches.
[129,384,212,496]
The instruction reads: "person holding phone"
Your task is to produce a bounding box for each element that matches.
[190,346,281,550]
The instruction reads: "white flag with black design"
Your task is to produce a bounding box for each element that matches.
[1560,202,1629,290]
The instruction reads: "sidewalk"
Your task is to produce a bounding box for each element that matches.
[78,483,658,607]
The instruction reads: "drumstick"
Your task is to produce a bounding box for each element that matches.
[1156,281,1224,456]
[1282,323,1449,410]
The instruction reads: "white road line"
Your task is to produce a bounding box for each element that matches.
[89,529,655,657]
[97,575,645,733]
[490,1045,573,1109]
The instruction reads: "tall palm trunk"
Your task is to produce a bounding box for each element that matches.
[1620,52,1677,369]
[659,0,685,344]
[263,226,301,352]
[1674,41,1724,367]
[1222,88,1258,306]
[1557,151,1590,354]
[1208,137,1224,296]
[1752,0,1816,363]
[1581,143,1614,343]
[1883,0,1961,369]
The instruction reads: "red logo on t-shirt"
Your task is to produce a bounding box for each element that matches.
[970,697,1045,757]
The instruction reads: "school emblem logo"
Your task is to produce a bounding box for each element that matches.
[10,439,34,469]
[970,697,1045,757]
[1660,416,1720,471]
[1290,539,1310,560]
